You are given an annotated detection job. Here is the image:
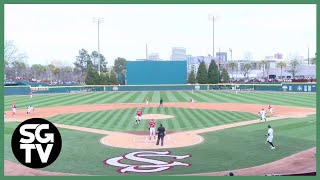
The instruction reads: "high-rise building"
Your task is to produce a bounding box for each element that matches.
[171,47,187,61]
[215,52,227,62]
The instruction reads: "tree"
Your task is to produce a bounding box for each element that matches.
[220,68,230,83]
[91,51,108,73]
[228,61,238,79]
[242,63,252,79]
[207,60,220,84]
[52,67,61,80]
[196,61,208,84]
[74,49,91,77]
[188,70,196,84]
[63,66,73,81]
[114,57,127,74]
[4,40,28,64]
[120,69,127,85]
[47,64,56,81]
[99,72,109,85]
[243,52,253,61]
[276,61,287,80]
[85,65,100,85]
[288,59,300,79]
[260,60,269,79]
[109,69,119,85]
[12,61,26,77]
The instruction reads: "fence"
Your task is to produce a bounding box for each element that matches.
[4,83,317,96]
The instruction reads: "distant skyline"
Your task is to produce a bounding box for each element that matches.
[5,4,316,66]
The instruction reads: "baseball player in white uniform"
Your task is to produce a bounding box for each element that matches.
[258,108,267,122]
[265,125,275,149]
[26,105,34,115]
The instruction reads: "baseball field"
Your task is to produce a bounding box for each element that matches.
[4,90,316,176]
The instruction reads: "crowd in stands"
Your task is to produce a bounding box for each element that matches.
[230,77,316,83]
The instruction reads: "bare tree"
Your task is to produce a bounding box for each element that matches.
[243,52,253,61]
[4,40,28,64]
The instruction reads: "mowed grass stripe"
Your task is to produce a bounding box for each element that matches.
[205,110,228,126]
[232,92,298,105]
[191,109,213,126]
[48,93,102,105]
[229,91,314,107]
[162,107,174,130]
[152,91,160,104]
[177,91,201,102]
[90,111,111,129]
[87,110,110,127]
[72,110,100,127]
[218,111,242,124]
[160,91,170,103]
[184,91,209,102]
[101,110,121,130]
[145,92,155,102]
[166,107,179,130]
[131,91,149,103]
[174,108,194,130]
[101,109,127,130]
[113,92,138,103]
[180,108,203,129]
[165,91,179,102]
[116,108,137,131]
[108,109,131,129]
[82,111,105,127]
[171,91,188,102]
[94,92,122,104]
[169,108,187,130]
[104,92,132,103]
[200,91,233,103]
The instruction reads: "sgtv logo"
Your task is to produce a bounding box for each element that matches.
[11,118,62,168]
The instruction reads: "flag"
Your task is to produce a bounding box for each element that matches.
[229,48,232,53]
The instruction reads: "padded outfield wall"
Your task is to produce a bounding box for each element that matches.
[126,61,187,85]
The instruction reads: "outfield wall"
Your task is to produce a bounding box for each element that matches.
[4,83,316,96]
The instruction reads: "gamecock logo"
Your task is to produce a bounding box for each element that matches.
[103,151,191,173]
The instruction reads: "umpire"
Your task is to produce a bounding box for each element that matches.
[156,124,166,146]
[159,97,163,107]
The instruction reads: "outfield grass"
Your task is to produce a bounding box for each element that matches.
[47,108,258,131]
[4,91,316,111]
[4,114,316,175]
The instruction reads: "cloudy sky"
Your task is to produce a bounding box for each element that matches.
[5,4,316,66]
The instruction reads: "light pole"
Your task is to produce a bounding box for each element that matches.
[93,17,104,75]
[208,14,218,63]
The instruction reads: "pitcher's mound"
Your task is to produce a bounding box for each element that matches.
[141,114,174,120]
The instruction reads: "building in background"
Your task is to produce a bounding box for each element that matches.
[274,53,283,59]
[148,53,160,61]
[171,47,187,61]
[215,52,227,62]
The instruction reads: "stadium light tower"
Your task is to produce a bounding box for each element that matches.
[93,17,104,75]
[208,14,218,61]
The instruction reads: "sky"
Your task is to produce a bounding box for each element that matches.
[5,4,316,66]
